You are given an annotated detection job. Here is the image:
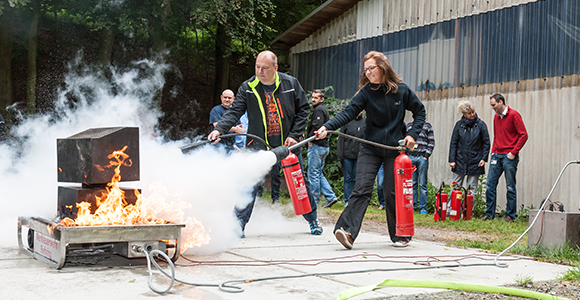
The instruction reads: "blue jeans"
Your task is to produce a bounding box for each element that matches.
[485,153,519,219]
[376,165,385,206]
[307,144,337,205]
[341,158,357,203]
[409,156,429,211]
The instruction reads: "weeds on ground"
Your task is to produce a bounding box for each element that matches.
[514,274,534,286]
[559,264,580,282]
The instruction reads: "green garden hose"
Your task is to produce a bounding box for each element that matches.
[336,278,568,300]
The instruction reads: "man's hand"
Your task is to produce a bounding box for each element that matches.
[507,152,515,160]
[315,126,328,139]
[207,130,221,144]
[404,135,416,150]
[284,137,298,147]
[478,160,486,167]
[449,162,456,168]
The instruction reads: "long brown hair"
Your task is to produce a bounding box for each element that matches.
[358,51,402,94]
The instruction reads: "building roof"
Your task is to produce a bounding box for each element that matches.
[271,0,361,49]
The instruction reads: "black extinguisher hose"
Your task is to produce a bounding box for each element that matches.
[435,182,445,221]
[460,186,468,216]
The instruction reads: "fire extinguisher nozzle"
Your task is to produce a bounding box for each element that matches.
[270,146,290,164]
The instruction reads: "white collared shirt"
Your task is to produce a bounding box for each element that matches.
[499,106,509,119]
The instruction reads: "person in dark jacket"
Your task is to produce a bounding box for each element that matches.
[208,50,323,236]
[306,89,338,208]
[336,111,365,206]
[317,51,426,249]
[448,100,490,195]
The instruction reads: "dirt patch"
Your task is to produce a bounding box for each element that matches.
[318,210,580,300]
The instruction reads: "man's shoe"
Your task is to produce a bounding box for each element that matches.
[504,215,515,223]
[420,209,428,215]
[272,199,280,205]
[335,228,353,249]
[378,205,384,210]
[393,240,409,247]
[480,215,491,221]
[323,199,338,208]
[309,220,323,235]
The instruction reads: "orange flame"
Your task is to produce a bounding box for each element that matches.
[56,146,210,252]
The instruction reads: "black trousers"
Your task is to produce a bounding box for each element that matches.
[334,145,410,243]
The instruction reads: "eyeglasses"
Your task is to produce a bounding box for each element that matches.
[363,65,378,73]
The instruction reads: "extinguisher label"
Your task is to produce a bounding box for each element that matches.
[291,170,308,201]
[442,202,447,210]
[449,209,457,216]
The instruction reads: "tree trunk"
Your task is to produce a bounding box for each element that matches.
[148,0,171,108]
[213,23,231,107]
[0,11,13,118]
[98,26,115,69]
[26,0,40,114]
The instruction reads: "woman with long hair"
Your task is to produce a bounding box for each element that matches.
[317,51,426,248]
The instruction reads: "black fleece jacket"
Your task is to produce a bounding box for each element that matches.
[324,82,426,156]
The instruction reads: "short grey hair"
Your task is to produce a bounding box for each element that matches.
[458,100,475,115]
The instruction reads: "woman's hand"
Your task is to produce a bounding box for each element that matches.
[315,126,328,139]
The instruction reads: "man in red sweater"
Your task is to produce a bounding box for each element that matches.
[481,94,528,222]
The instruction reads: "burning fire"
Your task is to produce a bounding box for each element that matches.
[56,146,210,251]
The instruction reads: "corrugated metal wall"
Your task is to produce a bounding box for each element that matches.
[293,0,580,99]
[289,0,580,212]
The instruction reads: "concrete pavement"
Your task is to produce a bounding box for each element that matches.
[0,212,571,300]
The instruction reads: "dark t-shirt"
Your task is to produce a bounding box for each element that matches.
[263,84,282,147]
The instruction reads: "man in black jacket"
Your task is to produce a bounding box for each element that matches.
[306,89,338,208]
[208,50,323,236]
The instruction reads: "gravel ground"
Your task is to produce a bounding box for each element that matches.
[318,210,580,300]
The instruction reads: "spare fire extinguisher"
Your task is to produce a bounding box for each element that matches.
[394,144,416,237]
[434,182,448,221]
[281,152,312,215]
[448,182,465,221]
[461,186,474,220]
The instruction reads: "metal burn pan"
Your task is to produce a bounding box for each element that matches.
[17,217,184,269]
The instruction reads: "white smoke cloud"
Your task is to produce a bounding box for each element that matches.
[0,58,280,254]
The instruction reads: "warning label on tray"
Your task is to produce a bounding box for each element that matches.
[34,232,60,262]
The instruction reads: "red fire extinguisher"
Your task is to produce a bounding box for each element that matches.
[461,186,474,220]
[395,147,416,237]
[434,182,448,221]
[281,152,312,215]
[448,182,464,221]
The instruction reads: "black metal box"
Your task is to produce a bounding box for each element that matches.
[57,127,139,184]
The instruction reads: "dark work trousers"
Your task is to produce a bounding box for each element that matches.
[236,149,317,231]
[334,145,410,243]
[270,162,282,201]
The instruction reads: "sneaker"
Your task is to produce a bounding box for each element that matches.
[323,199,338,208]
[309,220,323,235]
[504,215,515,223]
[335,228,353,249]
[272,199,280,205]
[480,215,492,221]
[393,240,409,247]
[240,231,246,239]
[420,209,428,215]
